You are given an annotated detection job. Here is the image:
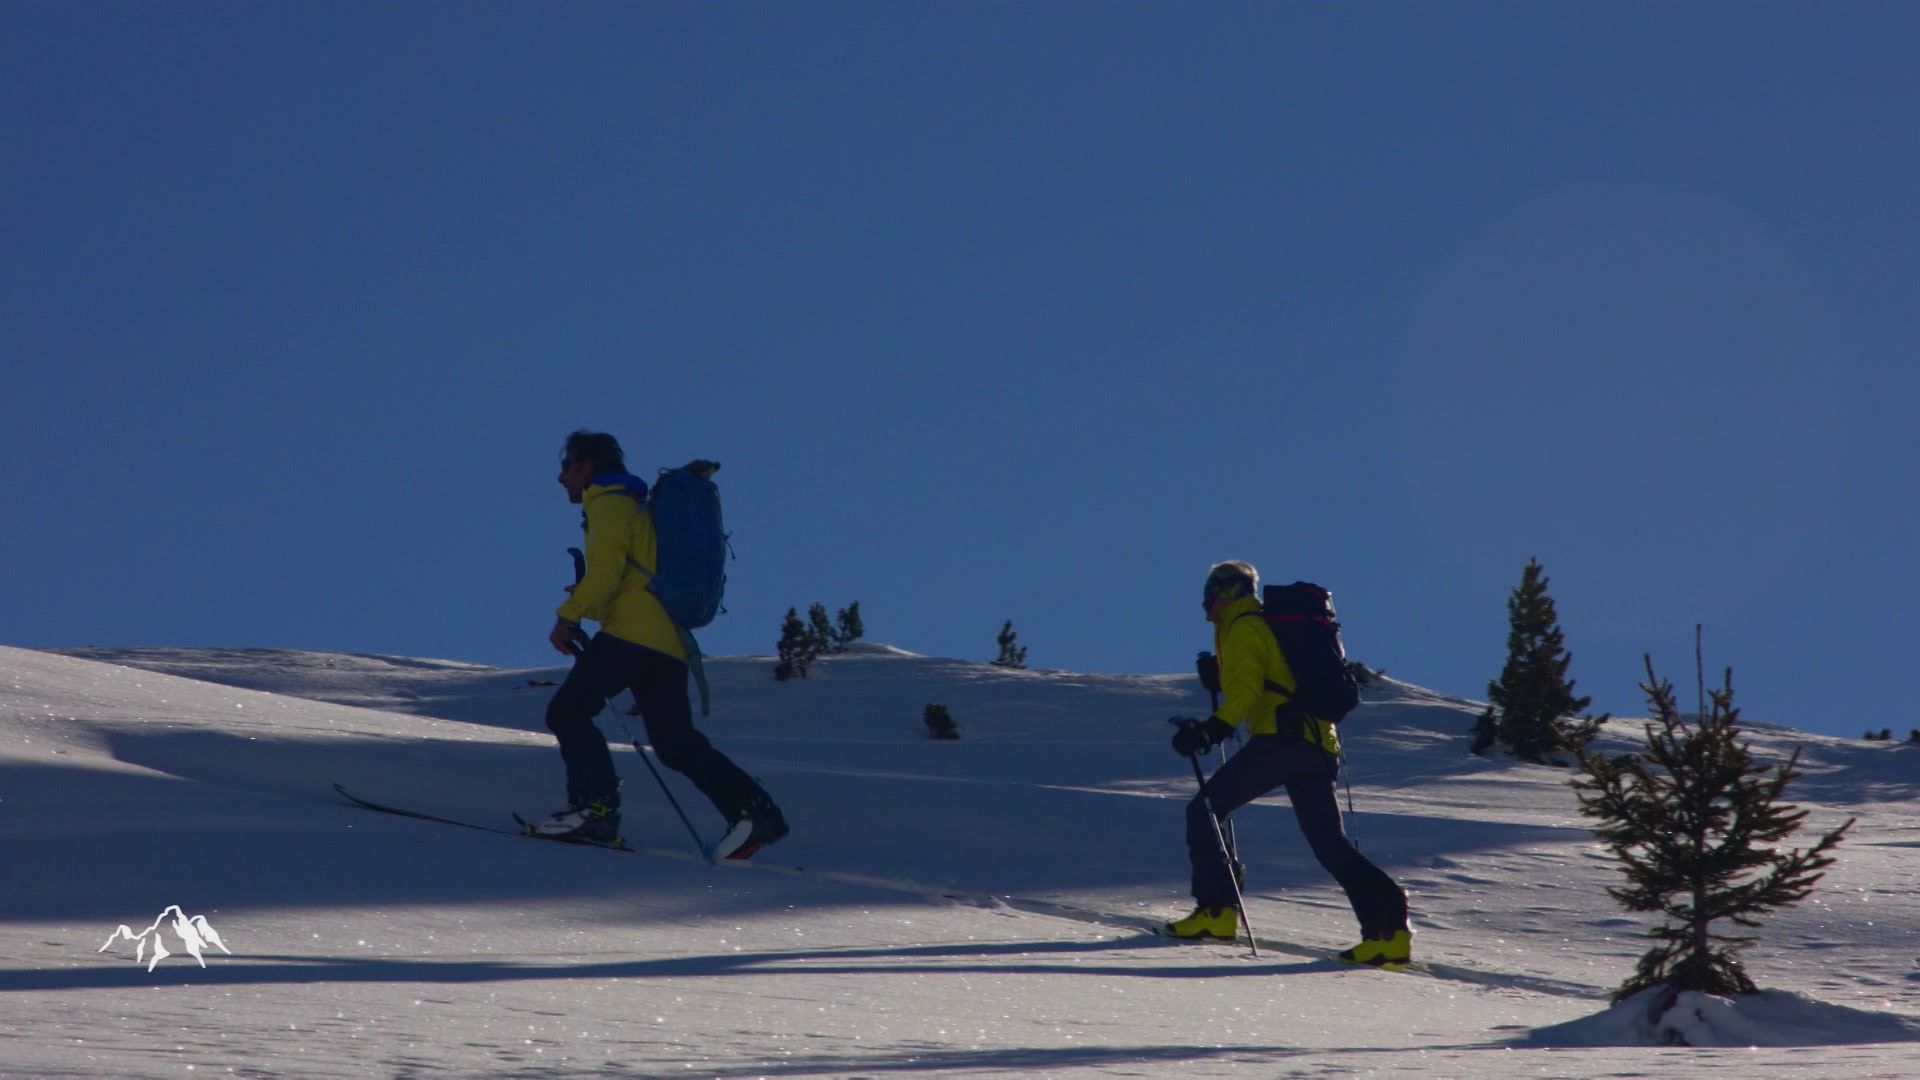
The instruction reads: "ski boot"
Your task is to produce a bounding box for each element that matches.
[714,798,789,861]
[525,799,622,846]
[1163,905,1239,941]
[1336,928,1413,968]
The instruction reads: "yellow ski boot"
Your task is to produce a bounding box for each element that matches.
[1336,928,1413,968]
[1163,905,1239,941]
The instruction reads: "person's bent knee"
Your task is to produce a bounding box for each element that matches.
[650,741,689,772]
[546,691,600,735]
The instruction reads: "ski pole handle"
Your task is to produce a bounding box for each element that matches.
[1196,651,1220,695]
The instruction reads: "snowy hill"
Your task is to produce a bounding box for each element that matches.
[5,643,1918,1077]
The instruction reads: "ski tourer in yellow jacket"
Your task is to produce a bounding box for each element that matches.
[537,432,783,859]
[1210,592,1341,756]
[555,473,686,663]
[1165,560,1407,965]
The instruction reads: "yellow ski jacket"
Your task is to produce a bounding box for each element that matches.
[1211,594,1341,754]
[555,476,686,663]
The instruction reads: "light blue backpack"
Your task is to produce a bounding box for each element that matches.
[642,465,729,631]
[630,465,729,715]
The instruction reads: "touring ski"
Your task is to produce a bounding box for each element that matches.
[333,783,635,853]
[509,811,636,852]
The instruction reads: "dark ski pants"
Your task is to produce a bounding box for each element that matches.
[545,632,771,821]
[1186,735,1408,939]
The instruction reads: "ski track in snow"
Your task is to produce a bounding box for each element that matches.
[5,643,1919,1077]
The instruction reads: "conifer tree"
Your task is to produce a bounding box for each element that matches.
[923,703,959,740]
[1469,708,1500,756]
[778,600,861,675]
[991,620,1028,669]
[807,603,835,654]
[1572,653,1853,1004]
[1480,558,1606,761]
[831,602,864,652]
[774,607,819,681]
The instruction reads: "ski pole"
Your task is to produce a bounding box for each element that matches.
[622,721,715,864]
[1178,720,1258,958]
[1208,696,1242,872]
[1195,652,1240,869]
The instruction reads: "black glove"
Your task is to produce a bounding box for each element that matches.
[1171,716,1235,758]
[1195,652,1220,694]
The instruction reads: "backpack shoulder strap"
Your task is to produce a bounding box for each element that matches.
[1227,611,1297,701]
[620,495,656,581]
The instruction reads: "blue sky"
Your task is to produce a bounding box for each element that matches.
[4,3,1914,738]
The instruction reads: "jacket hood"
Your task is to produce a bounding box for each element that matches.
[1213,593,1263,649]
[590,471,650,499]
[1218,593,1262,622]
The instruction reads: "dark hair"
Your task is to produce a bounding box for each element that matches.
[562,430,626,474]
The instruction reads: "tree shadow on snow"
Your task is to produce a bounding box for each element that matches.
[685,1042,1358,1077]
[0,934,1373,994]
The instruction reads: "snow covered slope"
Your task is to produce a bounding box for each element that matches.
[4,643,1917,1077]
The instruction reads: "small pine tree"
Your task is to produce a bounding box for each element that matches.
[774,607,819,681]
[1347,660,1381,688]
[807,603,835,654]
[991,620,1028,669]
[1481,558,1606,762]
[831,602,864,652]
[1572,653,1853,1005]
[923,703,959,739]
[1909,728,1920,744]
[1469,707,1499,755]
[1880,728,1893,741]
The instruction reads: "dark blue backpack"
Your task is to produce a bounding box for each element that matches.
[1248,582,1361,725]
